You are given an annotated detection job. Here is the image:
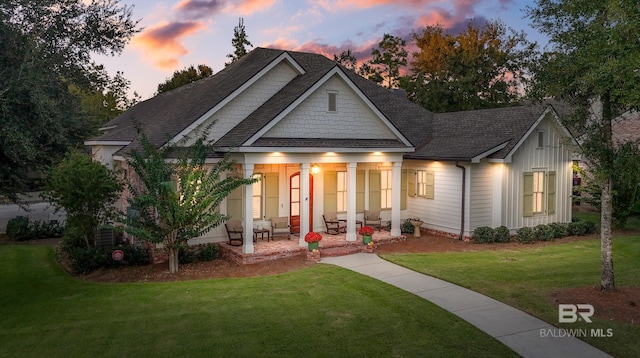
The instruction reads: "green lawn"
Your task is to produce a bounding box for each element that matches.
[0,245,517,358]
[381,235,640,358]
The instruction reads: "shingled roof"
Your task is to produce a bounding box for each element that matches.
[89,47,560,162]
[408,104,554,161]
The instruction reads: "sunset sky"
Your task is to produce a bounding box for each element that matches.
[95,0,546,99]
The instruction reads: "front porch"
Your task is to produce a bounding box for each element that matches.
[219,230,406,265]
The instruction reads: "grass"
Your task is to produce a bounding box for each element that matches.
[0,245,517,358]
[381,234,640,358]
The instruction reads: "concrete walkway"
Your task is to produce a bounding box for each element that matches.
[321,253,612,358]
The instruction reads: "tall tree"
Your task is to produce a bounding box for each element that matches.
[527,0,640,292]
[157,64,213,94]
[401,20,534,113]
[124,129,257,273]
[0,0,139,202]
[226,18,253,65]
[365,34,408,88]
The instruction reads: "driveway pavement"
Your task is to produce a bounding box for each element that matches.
[321,253,612,358]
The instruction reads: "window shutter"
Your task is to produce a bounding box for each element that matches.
[407,169,416,197]
[523,172,533,217]
[323,171,337,213]
[401,169,407,209]
[547,171,556,215]
[356,170,365,212]
[425,171,435,199]
[369,170,381,211]
[264,173,279,220]
[227,186,243,220]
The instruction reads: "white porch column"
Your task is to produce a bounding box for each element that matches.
[391,161,402,237]
[299,163,310,247]
[242,164,254,254]
[346,162,357,241]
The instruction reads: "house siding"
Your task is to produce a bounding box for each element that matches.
[404,161,463,235]
[469,161,493,230]
[193,62,299,144]
[502,116,573,230]
[265,75,396,139]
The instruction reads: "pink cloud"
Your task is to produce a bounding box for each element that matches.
[314,0,440,11]
[131,21,206,69]
[233,0,277,15]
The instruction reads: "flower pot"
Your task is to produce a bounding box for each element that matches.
[307,241,319,251]
[362,235,372,245]
[410,221,424,237]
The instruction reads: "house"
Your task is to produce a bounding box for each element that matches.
[85,47,575,254]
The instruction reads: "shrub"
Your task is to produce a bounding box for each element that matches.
[494,226,511,243]
[533,224,555,241]
[6,216,31,241]
[515,227,534,244]
[472,226,495,244]
[178,245,195,264]
[400,219,414,234]
[549,222,568,238]
[119,245,150,266]
[197,243,219,262]
[67,247,112,274]
[567,221,587,236]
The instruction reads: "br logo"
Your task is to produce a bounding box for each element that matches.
[558,304,594,323]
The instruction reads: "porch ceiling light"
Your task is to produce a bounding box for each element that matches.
[311,164,320,175]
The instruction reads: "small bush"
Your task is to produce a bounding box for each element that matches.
[119,245,150,266]
[549,222,568,238]
[178,245,195,264]
[67,247,112,274]
[494,226,511,243]
[472,226,495,244]
[400,219,415,234]
[515,227,534,244]
[197,243,219,262]
[567,221,586,236]
[533,224,555,241]
[6,216,31,241]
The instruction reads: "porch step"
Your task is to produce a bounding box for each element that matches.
[320,245,362,257]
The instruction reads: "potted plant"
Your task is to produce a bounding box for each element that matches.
[358,226,375,245]
[304,231,322,251]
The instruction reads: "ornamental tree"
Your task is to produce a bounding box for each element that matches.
[124,129,257,273]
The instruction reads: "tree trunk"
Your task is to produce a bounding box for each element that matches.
[600,177,615,291]
[600,95,615,292]
[168,247,179,273]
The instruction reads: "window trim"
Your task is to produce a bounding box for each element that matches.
[416,170,434,199]
[380,170,392,209]
[327,91,338,112]
[252,173,263,220]
[336,171,347,212]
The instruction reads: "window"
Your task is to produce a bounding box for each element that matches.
[532,171,544,214]
[380,170,392,209]
[337,171,347,212]
[328,91,337,112]
[537,130,545,148]
[252,173,262,219]
[523,171,556,217]
[416,170,434,199]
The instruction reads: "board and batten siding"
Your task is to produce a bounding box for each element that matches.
[469,161,494,230]
[404,161,463,235]
[501,116,573,230]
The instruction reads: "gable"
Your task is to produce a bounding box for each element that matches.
[263,74,397,140]
[506,110,572,166]
[177,60,301,146]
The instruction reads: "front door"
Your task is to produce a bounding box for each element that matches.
[290,172,313,234]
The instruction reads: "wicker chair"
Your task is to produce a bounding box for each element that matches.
[363,210,382,230]
[270,217,291,240]
[224,220,244,246]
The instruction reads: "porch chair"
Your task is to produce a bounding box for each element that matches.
[270,216,291,240]
[225,220,244,246]
[323,211,346,235]
[363,209,382,230]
